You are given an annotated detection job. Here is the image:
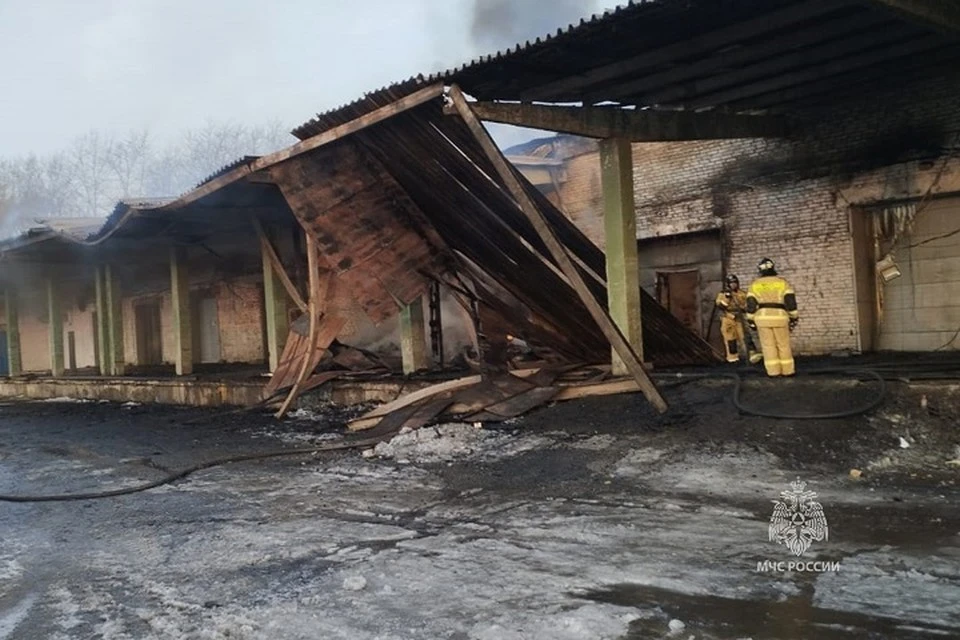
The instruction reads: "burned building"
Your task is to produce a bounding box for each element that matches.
[449,0,960,357]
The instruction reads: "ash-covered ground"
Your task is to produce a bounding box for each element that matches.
[0,376,958,639]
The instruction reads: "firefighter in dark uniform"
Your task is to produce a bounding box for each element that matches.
[746,258,799,377]
[715,274,761,364]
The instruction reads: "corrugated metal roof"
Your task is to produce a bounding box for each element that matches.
[433,0,960,112]
[292,76,432,140]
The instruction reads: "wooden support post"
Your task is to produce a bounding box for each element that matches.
[46,278,65,377]
[262,246,290,373]
[256,222,293,372]
[600,138,643,375]
[170,247,193,376]
[275,234,321,419]
[448,85,667,413]
[94,267,110,375]
[400,295,429,375]
[4,288,22,376]
[104,264,125,376]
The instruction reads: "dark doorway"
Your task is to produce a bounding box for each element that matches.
[656,270,702,335]
[67,331,77,371]
[92,311,100,371]
[0,330,7,376]
[135,301,163,365]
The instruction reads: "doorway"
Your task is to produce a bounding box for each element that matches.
[191,293,221,364]
[656,270,702,335]
[135,300,163,365]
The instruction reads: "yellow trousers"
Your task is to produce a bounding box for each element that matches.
[720,315,745,363]
[757,324,794,376]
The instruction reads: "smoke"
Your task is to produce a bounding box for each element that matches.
[469,0,603,53]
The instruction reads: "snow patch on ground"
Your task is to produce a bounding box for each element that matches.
[40,397,91,403]
[611,448,667,476]
[371,423,554,463]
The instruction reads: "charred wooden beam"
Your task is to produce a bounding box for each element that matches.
[643,26,923,109]
[586,11,893,105]
[864,0,960,34]
[457,102,789,141]
[685,36,947,109]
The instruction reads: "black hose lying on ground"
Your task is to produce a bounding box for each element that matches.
[0,433,391,504]
[651,369,887,420]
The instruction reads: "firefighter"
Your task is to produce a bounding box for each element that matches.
[715,275,761,364]
[746,258,799,377]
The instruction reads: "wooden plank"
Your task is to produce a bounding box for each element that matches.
[164,84,445,209]
[448,85,668,414]
[466,386,560,421]
[347,375,484,430]
[553,379,641,401]
[251,215,308,312]
[398,395,456,431]
[276,236,343,418]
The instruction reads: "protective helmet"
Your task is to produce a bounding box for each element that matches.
[725,274,739,286]
[757,257,776,276]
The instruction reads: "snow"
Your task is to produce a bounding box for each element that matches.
[40,397,91,403]
[370,422,553,463]
[342,576,367,592]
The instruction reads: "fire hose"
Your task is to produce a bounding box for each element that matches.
[0,433,394,503]
[652,367,887,420]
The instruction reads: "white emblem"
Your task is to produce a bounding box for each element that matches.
[769,479,828,556]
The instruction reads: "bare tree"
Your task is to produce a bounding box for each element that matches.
[70,130,111,216]
[106,128,152,198]
[1,119,297,223]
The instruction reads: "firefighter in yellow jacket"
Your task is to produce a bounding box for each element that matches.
[714,275,761,364]
[746,257,799,377]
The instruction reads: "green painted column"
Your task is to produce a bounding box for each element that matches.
[261,235,289,372]
[600,137,643,375]
[105,264,125,376]
[4,288,22,376]
[47,278,65,376]
[400,295,428,375]
[94,267,110,375]
[170,247,193,376]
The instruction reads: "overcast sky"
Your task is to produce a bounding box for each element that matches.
[0,0,609,157]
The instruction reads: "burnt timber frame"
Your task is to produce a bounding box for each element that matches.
[448,85,668,414]
[465,102,790,141]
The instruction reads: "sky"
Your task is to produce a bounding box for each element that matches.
[0,0,609,157]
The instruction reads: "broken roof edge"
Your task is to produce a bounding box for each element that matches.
[154,83,446,213]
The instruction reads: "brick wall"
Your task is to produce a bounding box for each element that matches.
[552,67,960,355]
[123,275,267,366]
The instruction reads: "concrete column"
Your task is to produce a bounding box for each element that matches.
[261,233,289,372]
[94,267,109,375]
[400,295,429,375]
[600,137,643,375]
[170,247,193,376]
[47,278,65,377]
[4,288,22,376]
[105,264,125,376]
